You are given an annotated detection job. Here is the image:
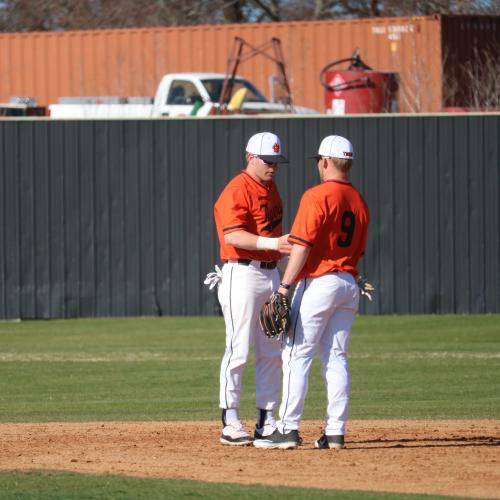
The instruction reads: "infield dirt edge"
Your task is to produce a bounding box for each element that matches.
[1,419,499,499]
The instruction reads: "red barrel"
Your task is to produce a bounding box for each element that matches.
[323,70,399,114]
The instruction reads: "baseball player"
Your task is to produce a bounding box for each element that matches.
[213,132,292,446]
[254,135,370,450]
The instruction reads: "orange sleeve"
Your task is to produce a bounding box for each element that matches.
[288,191,324,248]
[217,186,250,235]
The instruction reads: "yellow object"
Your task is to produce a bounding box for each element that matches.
[228,88,247,111]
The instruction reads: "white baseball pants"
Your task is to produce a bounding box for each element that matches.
[278,271,360,435]
[218,261,281,411]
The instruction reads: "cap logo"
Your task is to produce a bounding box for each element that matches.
[273,142,280,153]
[343,151,353,157]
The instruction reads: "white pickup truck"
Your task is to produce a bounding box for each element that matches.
[49,73,317,118]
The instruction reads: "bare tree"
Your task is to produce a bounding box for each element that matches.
[461,46,500,109]
[222,0,247,23]
[0,0,227,31]
[274,0,500,21]
[0,0,498,31]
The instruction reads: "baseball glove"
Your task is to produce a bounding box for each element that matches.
[356,275,375,301]
[259,291,291,338]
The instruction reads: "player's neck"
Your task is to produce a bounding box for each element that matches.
[323,170,349,183]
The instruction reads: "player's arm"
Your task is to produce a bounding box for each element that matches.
[278,243,310,296]
[276,190,320,295]
[225,230,291,254]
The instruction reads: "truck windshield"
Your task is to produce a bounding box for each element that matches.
[201,79,268,103]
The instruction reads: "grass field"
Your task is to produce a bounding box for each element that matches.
[0,470,474,500]
[0,314,498,498]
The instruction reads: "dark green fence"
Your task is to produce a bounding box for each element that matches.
[0,114,498,318]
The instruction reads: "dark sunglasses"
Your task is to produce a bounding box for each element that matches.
[256,156,278,166]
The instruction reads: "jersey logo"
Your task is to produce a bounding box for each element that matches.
[262,217,282,233]
[273,142,280,153]
[261,203,282,234]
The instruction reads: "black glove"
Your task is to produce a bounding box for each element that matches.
[357,275,375,301]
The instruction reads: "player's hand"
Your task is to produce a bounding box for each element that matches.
[356,275,375,301]
[278,234,293,255]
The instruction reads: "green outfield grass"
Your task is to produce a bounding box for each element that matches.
[0,315,498,422]
[0,314,498,499]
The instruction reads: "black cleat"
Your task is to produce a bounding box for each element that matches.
[314,434,344,449]
[253,429,300,449]
[254,424,276,440]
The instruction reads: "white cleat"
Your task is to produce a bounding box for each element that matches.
[220,423,253,446]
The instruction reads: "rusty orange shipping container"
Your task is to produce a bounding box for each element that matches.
[0,15,497,113]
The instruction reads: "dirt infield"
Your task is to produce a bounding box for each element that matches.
[1,420,499,498]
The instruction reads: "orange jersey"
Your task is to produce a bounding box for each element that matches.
[214,171,283,261]
[288,180,369,281]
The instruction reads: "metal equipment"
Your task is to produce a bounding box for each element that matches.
[320,48,399,114]
[218,37,293,113]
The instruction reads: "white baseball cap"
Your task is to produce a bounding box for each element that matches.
[246,132,288,164]
[312,135,354,160]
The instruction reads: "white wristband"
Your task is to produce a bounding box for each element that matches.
[256,236,279,251]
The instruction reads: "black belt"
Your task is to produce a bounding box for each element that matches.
[227,259,278,270]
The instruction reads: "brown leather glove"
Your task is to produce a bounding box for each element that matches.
[259,291,291,338]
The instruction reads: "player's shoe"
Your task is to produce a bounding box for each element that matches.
[220,423,253,446]
[314,434,344,450]
[253,429,299,449]
[254,423,276,440]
